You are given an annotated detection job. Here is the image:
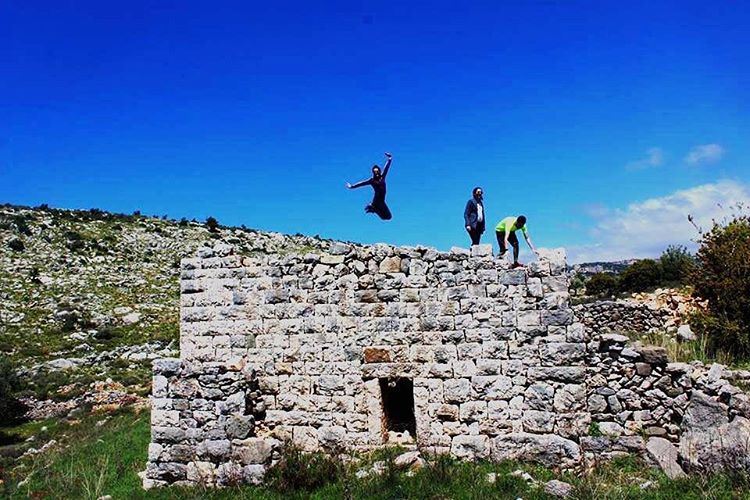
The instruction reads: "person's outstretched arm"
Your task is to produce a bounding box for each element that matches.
[524,231,539,255]
[382,152,393,178]
[346,178,373,189]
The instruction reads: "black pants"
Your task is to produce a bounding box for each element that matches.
[496,230,519,262]
[468,227,482,245]
[366,199,392,220]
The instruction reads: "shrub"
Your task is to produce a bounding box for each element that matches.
[619,259,663,292]
[585,273,618,297]
[266,444,342,492]
[8,238,25,252]
[660,245,696,284]
[205,216,220,233]
[13,215,32,236]
[178,218,189,227]
[0,355,28,426]
[691,215,750,358]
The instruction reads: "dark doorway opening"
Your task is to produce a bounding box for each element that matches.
[379,378,416,439]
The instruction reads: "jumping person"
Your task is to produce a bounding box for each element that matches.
[495,215,538,267]
[463,187,485,245]
[346,152,393,220]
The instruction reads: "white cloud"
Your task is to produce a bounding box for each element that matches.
[625,147,664,171]
[684,143,725,165]
[568,180,750,263]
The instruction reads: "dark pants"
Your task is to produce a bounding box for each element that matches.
[468,227,482,245]
[366,200,392,220]
[496,230,519,262]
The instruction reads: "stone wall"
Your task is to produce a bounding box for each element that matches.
[143,243,750,488]
[573,300,671,335]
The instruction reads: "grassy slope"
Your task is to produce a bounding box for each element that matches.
[0,205,329,398]
[2,409,749,500]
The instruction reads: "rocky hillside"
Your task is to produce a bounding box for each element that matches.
[0,204,332,403]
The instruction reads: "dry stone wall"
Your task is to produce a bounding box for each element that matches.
[573,300,671,335]
[143,242,750,488]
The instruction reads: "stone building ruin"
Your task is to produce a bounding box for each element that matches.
[143,242,750,488]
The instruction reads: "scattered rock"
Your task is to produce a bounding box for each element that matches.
[394,451,424,469]
[646,437,685,479]
[544,479,573,497]
[677,324,696,342]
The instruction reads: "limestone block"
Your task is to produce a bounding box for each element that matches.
[318,426,348,450]
[226,416,255,440]
[451,435,490,460]
[525,383,555,411]
[527,367,586,384]
[186,461,216,485]
[470,244,493,257]
[379,256,402,274]
[363,347,391,363]
[472,376,514,400]
[522,410,555,433]
[491,433,580,467]
[459,401,488,421]
[198,440,231,460]
[553,384,586,412]
[444,379,472,403]
[153,427,187,444]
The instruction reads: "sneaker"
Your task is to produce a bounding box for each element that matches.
[511,262,524,269]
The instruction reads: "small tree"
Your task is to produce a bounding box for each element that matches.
[586,272,619,297]
[660,245,695,284]
[691,215,750,358]
[619,259,663,292]
[0,355,28,426]
[8,238,24,252]
[205,216,220,233]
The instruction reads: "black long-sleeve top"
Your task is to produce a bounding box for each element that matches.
[350,157,392,200]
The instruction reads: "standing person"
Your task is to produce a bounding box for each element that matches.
[463,187,486,245]
[346,152,393,220]
[495,215,538,267]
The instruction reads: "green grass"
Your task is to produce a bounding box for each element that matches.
[3,409,750,499]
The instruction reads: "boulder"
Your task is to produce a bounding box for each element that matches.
[679,417,750,473]
[681,391,728,432]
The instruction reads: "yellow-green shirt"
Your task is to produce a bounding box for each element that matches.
[495,216,528,235]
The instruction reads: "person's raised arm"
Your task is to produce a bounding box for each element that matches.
[346,178,372,189]
[382,152,393,178]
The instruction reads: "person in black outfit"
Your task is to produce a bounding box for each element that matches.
[464,187,485,245]
[346,152,393,220]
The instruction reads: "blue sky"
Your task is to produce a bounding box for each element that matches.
[2,1,749,262]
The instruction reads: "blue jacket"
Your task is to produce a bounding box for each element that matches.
[464,198,485,233]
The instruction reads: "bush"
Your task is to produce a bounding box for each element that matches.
[619,259,663,292]
[0,355,28,426]
[585,273,618,297]
[266,444,342,492]
[7,238,25,252]
[660,245,696,284]
[13,215,32,236]
[205,216,220,233]
[692,215,750,358]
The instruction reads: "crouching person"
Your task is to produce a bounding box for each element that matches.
[495,215,538,267]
